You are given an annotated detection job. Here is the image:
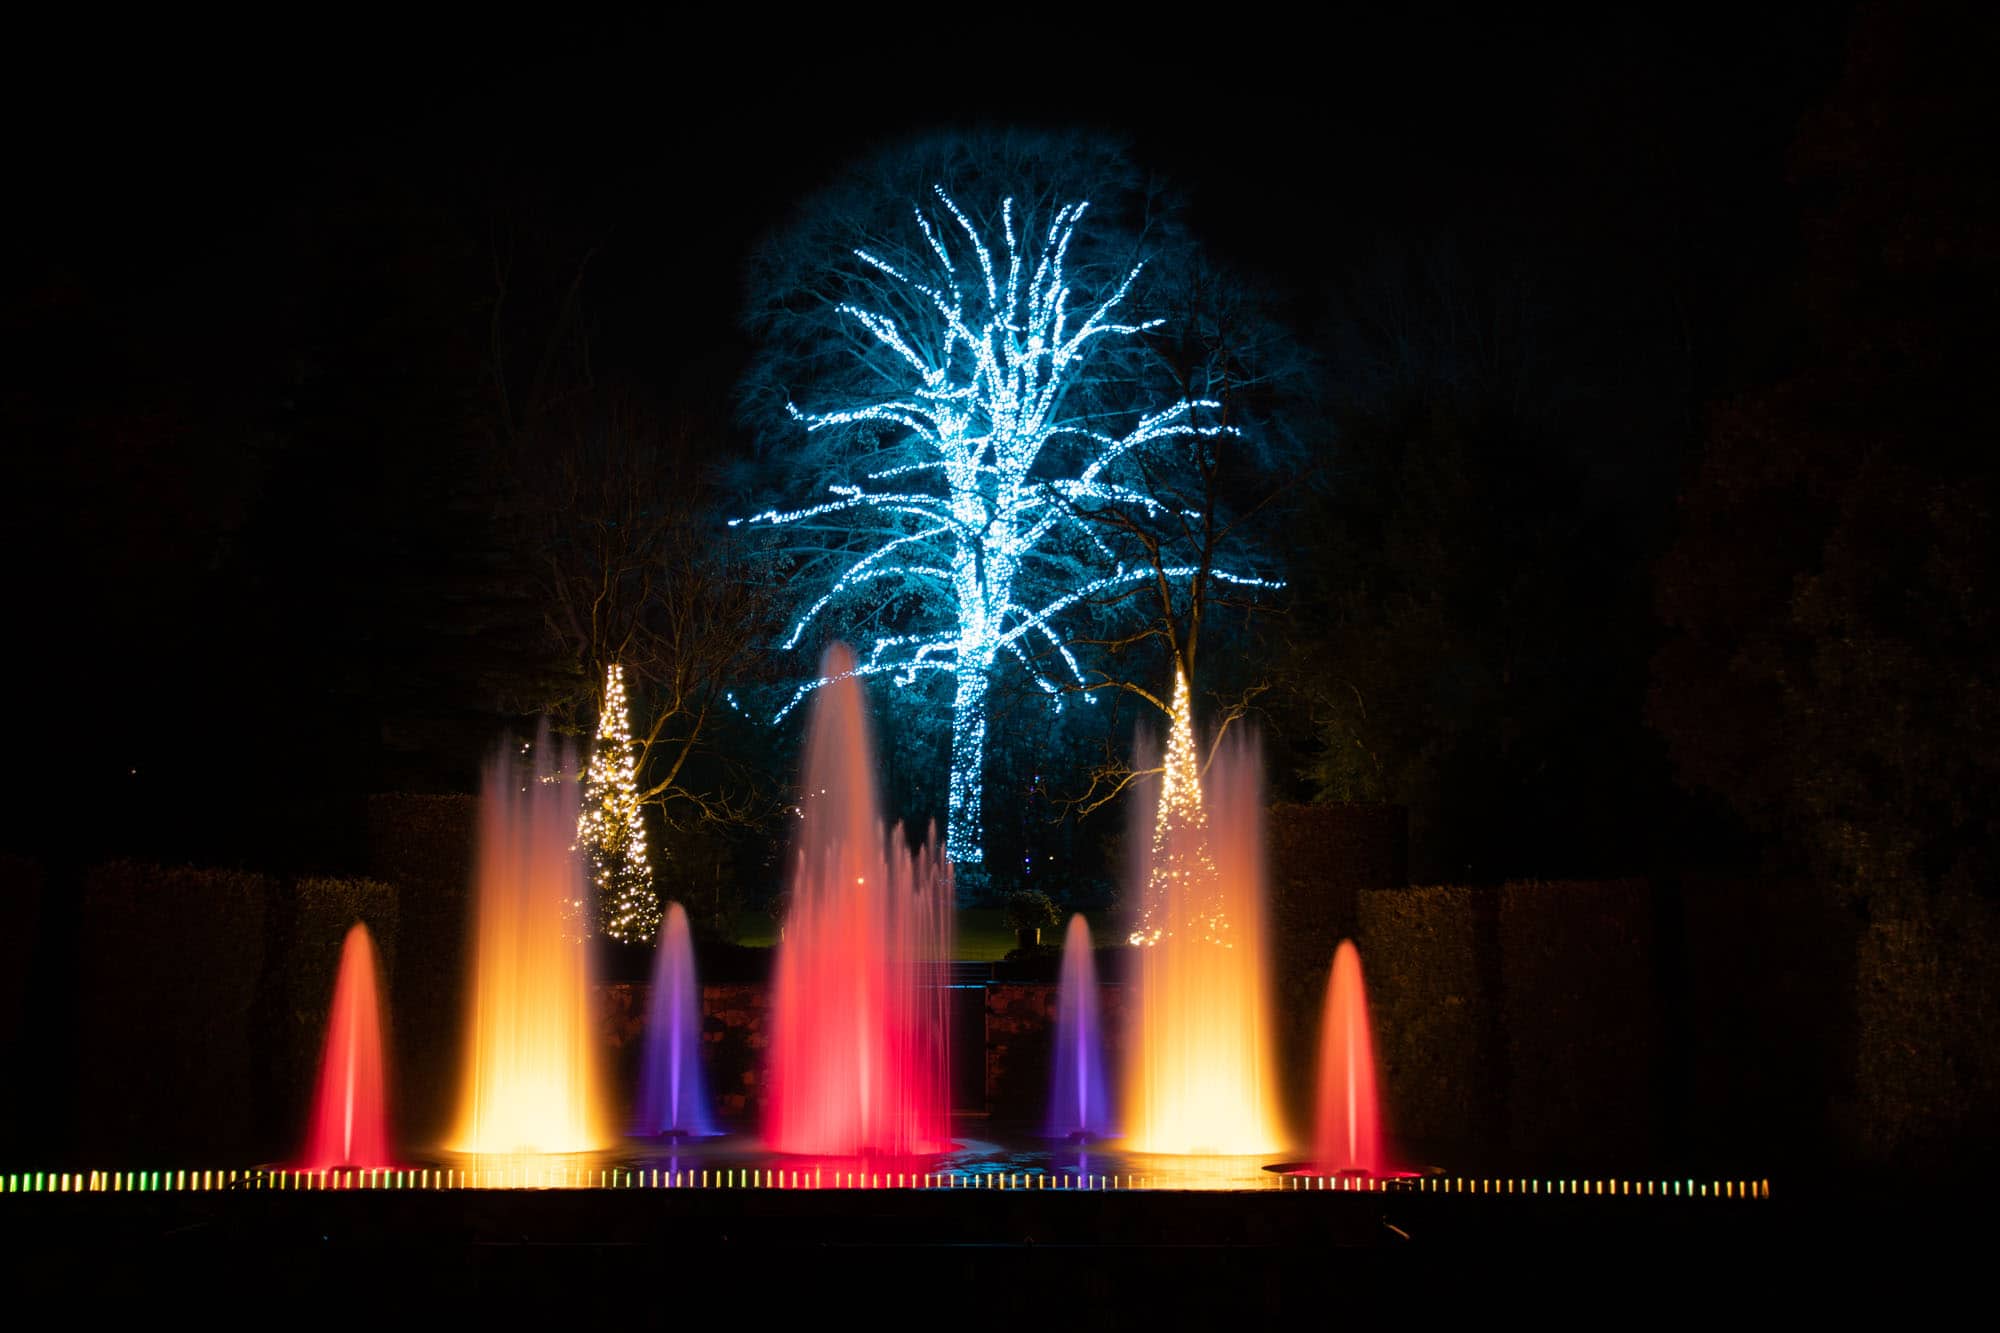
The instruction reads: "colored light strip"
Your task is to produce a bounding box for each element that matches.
[0,1169,1773,1197]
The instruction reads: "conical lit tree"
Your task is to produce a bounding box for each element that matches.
[1129,667,1224,947]
[578,663,660,942]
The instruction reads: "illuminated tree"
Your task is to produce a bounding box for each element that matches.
[1129,668,1222,947]
[578,663,659,941]
[737,181,1277,872]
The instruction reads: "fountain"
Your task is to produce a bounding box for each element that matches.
[635,902,716,1139]
[301,922,392,1169]
[1314,939,1384,1176]
[1124,672,1285,1155]
[764,643,954,1157]
[1047,914,1113,1142]
[449,725,608,1154]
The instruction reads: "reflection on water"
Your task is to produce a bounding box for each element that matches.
[427,1132,1293,1190]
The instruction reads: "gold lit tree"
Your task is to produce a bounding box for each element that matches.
[578,663,660,942]
[1129,668,1229,947]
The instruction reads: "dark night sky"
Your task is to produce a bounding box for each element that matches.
[2,9,1860,869]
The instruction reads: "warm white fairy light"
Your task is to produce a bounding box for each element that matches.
[738,187,1279,866]
[577,663,659,942]
[1129,668,1229,947]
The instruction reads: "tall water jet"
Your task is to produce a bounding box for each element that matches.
[765,643,953,1157]
[1047,914,1114,1141]
[302,923,392,1169]
[450,725,607,1154]
[1315,939,1385,1175]
[1124,672,1285,1155]
[635,902,715,1138]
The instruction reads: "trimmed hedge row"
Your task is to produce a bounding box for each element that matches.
[1355,878,1659,1171]
[72,863,404,1160]
[263,876,400,1146]
[1266,803,1409,1127]
[78,862,272,1157]
[1498,878,1659,1172]
[0,855,44,1152]
[1844,889,2000,1182]
[1355,885,1501,1166]
[363,793,478,1142]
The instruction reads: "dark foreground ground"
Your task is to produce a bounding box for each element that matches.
[0,1179,1962,1321]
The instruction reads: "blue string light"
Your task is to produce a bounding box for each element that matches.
[739,187,1279,866]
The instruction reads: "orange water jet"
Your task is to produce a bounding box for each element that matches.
[1123,673,1285,1155]
[449,725,608,1154]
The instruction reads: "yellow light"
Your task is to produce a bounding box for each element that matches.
[1123,670,1284,1155]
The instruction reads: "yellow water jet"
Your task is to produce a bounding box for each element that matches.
[1123,671,1286,1156]
[449,725,608,1154]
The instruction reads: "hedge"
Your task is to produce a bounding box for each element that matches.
[262,877,400,1153]
[363,793,478,1141]
[1267,804,1409,1129]
[0,856,42,1152]
[78,861,272,1157]
[1843,889,2000,1182]
[1356,884,1501,1167]
[1498,878,1659,1171]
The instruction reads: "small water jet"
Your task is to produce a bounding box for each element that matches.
[635,902,716,1139]
[1124,674,1285,1156]
[450,725,608,1154]
[1314,939,1384,1177]
[301,922,392,1169]
[1047,914,1114,1142]
[765,643,953,1157]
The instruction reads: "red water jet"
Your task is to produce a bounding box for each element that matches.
[1314,939,1383,1176]
[302,923,392,1169]
[764,644,953,1157]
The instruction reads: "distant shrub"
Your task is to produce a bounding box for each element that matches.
[1003,889,1061,933]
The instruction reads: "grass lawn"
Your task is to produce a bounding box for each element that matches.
[733,906,1102,960]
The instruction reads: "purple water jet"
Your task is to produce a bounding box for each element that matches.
[636,902,716,1138]
[1047,914,1114,1141]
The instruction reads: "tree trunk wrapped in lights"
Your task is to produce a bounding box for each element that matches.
[578,663,660,942]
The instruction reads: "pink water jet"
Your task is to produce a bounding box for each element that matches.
[302,923,392,1169]
[1314,939,1385,1176]
[764,643,954,1157]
